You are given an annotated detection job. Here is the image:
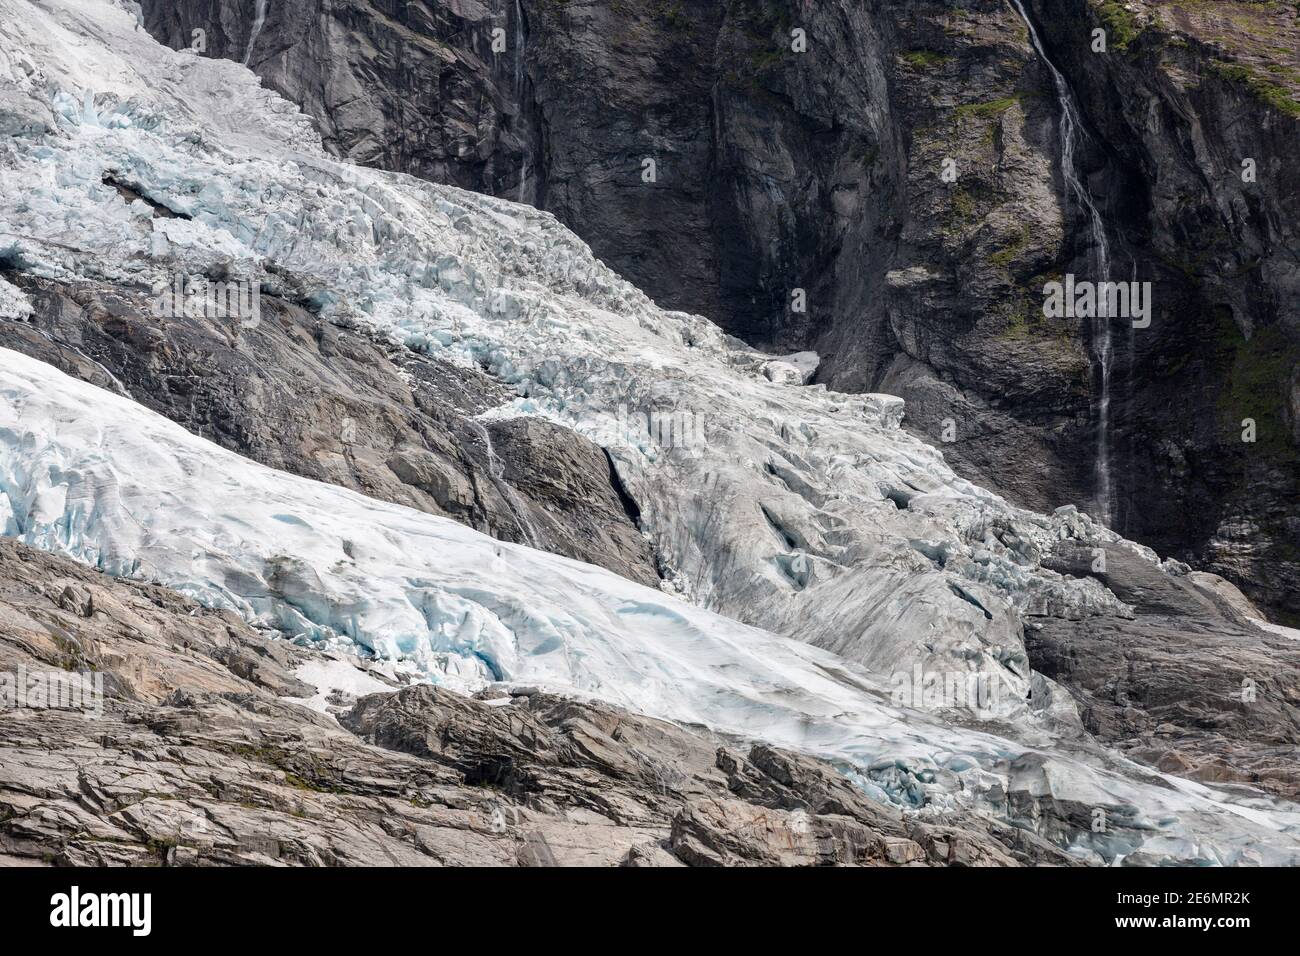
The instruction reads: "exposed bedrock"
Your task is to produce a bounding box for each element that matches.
[1027,539,1300,801]
[0,536,1075,867]
[138,0,1300,621]
[1015,0,1300,622]
[142,0,542,199]
[0,274,660,587]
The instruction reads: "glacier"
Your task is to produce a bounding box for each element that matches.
[0,0,1298,864]
[0,0,1130,718]
[4,345,1300,865]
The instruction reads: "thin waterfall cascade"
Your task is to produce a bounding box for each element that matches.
[243,0,268,67]
[475,422,544,550]
[512,0,531,205]
[514,0,525,96]
[1010,0,1114,527]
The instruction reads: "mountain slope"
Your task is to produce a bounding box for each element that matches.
[6,346,1300,866]
[2,273,661,586]
[135,0,1300,620]
[0,0,1297,865]
[4,536,1082,867]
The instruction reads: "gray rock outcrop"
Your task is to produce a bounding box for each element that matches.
[0,274,660,587]
[0,536,1074,867]
[1027,539,1300,800]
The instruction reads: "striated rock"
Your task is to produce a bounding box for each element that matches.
[0,537,1070,867]
[0,528,313,704]
[1027,539,1300,800]
[484,416,659,587]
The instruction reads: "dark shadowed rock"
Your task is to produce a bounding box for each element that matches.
[485,416,658,586]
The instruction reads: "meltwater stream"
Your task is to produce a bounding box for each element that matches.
[1011,0,1114,527]
[513,0,531,204]
[242,0,269,67]
[513,0,525,95]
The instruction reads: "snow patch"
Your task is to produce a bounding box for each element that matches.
[291,656,398,717]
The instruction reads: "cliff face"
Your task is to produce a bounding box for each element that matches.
[138,0,1299,619]
[1019,0,1300,618]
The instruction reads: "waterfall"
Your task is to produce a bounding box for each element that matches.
[243,0,269,67]
[1010,0,1114,527]
[513,0,525,96]
[475,422,543,550]
[513,0,530,204]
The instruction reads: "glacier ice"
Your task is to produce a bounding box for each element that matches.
[3,346,1300,864]
[0,0,1134,722]
[1,0,1298,864]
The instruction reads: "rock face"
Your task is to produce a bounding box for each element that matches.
[0,536,1073,867]
[0,275,660,587]
[1026,538,1300,802]
[138,0,1300,622]
[1016,0,1300,623]
[142,0,539,199]
[3,0,1297,867]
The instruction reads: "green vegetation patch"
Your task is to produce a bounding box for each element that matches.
[1095,1,1144,52]
[1209,59,1300,118]
[900,49,951,70]
[953,94,1021,120]
[949,188,977,223]
[651,0,690,32]
[1216,314,1300,457]
[989,229,1030,271]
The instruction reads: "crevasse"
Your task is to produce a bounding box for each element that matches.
[1,0,1298,865]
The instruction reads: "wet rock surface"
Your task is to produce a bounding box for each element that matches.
[1016,0,1300,623]
[0,274,659,586]
[143,0,539,198]
[0,536,1075,867]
